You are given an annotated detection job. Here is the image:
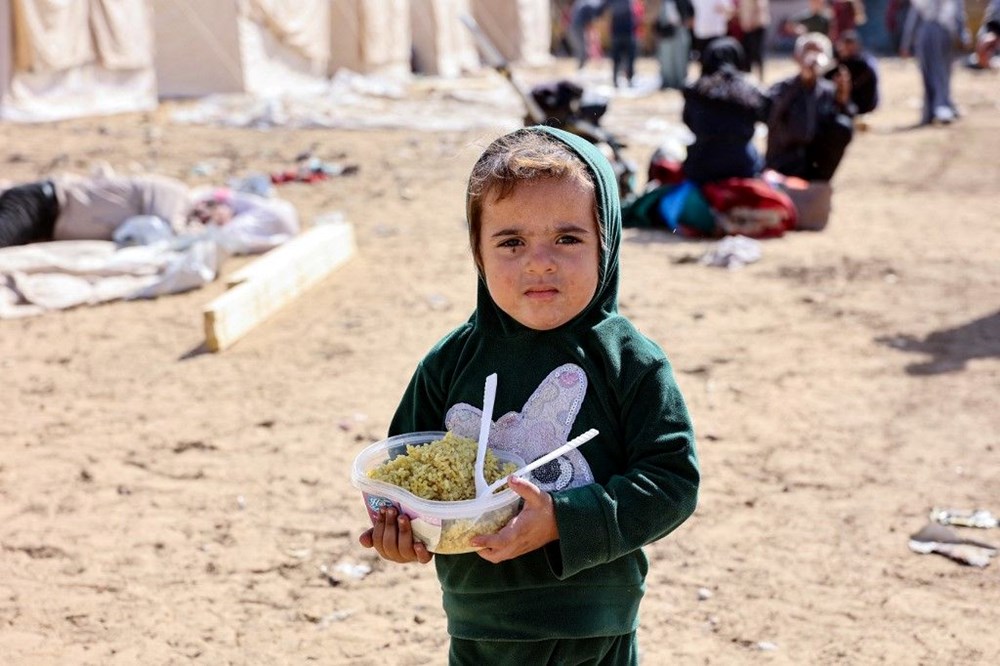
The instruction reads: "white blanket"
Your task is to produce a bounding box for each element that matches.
[0,237,220,319]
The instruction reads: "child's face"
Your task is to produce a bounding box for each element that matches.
[479,177,600,331]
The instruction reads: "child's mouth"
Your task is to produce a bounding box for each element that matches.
[525,287,559,299]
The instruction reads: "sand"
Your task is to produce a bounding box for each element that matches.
[1,56,998,665]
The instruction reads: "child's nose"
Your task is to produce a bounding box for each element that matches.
[524,245,557,272]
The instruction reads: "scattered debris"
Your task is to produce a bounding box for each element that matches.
[698,235,762,269]
[318,561,372,586]
[930,507,998,529]
[908,522,998,568]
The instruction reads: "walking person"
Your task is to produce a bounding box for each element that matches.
[737,0,770,80]
[691,0,735,61]
[653,0,695,89]
[569,0,607,69]
[607,0,642,87]
[900,0,971,125]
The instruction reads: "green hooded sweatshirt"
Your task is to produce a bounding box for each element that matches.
[388,126,699,641]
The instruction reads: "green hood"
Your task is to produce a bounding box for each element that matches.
[472,125,622,338]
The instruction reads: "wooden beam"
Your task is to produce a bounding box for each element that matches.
[203,222,355,351]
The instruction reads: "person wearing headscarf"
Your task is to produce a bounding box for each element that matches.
[652,0,695,90]
[681,37,769,183]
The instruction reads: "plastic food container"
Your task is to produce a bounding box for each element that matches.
[351,431,525,554]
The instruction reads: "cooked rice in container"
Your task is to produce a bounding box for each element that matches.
[367,431,517,501]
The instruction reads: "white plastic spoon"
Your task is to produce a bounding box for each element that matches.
[484,428,600,496]
[474,373,498,498]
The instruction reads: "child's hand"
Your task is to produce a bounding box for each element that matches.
[471,475,559,563]
[358,507,433,564]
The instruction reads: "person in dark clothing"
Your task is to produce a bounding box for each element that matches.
[607,0,640,86]
[568,0,607,68]
[765,32,855,181]
[681,38,769,183]
[825,29,879,115]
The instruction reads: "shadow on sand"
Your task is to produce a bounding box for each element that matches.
[876,310,1000,375]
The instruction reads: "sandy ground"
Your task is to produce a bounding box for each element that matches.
[1,55,999,665]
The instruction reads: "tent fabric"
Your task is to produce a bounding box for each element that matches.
[328,0,411,77]
[152,0,331,98]
[89,0,154,70]
[470,0,552,66]
[1,0,157,122]
[410,0,480,77]
[11,0,94,73]
[248,0,329,63]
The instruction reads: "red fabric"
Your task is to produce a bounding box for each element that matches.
[701,178,798,238]
[647,156,686,186]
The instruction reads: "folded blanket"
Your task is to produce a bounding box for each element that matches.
[0,237,220,319]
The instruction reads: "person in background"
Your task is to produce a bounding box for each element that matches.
[185,187,300,254]
[783,0,832,37]
[607,0,642,87]
[973,0,1000,69]
[0,173,191,248]
[568,0,607,69]
[825,29,879,117]
[885,0,912,53]
[691,0,735,60]
[359,125,699,666]
[682,37,769,183]
[829,0,866,41]
[765,32,855,181]
[653,0,696,90]
[900,0,971,125]
[736,0,771,80]
[0,173,299,251]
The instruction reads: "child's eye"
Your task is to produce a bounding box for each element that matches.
[497,238,523,248]
[556,235,583,245]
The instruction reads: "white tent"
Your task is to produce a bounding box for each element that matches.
[152,0,331,98]
[410,0,480,77]
[329,0,411,78]
[470,0,552,67]
[0,0,157,122]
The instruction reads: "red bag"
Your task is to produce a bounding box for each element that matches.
[700,178,798,238]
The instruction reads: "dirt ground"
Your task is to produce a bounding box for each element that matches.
[1,55,998,665]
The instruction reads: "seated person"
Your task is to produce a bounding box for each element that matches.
[826,29,879,115]
[681,37,769,184]
[764,32,855,182]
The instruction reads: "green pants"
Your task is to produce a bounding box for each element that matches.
[449,632,638,666]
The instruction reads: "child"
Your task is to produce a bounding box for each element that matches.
[358,126,700,664]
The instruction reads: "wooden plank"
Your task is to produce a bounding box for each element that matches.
[203,223,355,351]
